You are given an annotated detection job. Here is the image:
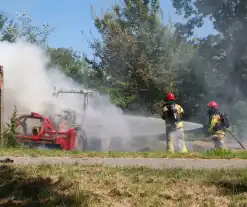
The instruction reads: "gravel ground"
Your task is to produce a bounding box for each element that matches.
[1,156,247,169]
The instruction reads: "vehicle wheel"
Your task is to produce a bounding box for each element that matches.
[74,128,88,151]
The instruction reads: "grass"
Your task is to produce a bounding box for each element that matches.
[0,164,247,206]
[0,147,247,159]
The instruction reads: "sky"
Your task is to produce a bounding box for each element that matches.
[1,0,216,58]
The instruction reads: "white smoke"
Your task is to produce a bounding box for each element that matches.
[0,40,132,151]
[0,40,203,152]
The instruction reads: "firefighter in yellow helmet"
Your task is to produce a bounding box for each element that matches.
[207,101,229,149]
[161,92,188,153]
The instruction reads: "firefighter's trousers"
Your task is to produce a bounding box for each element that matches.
[212,131,225,149]
[166,126,187,153]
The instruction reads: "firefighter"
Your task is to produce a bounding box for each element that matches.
[207,101,227,149]
[161,92,188,153]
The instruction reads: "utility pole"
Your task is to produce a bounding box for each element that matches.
[0,66,3,141]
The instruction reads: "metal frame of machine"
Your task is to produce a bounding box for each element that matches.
[52,87,94,112]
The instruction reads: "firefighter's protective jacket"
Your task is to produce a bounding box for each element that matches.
[208,114,225,135]
[162,101,184,129]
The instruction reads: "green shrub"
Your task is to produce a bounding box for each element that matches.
[1,106,21,148]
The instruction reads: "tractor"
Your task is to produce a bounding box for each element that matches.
[50,87,96,150]
[14,87,94,151]
[51,87,107,151]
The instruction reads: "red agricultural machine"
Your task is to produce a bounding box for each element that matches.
[15,112,77,150]
[14,87,94,151]
[14,110,88,151]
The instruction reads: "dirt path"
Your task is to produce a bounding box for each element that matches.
[1,156,247,169]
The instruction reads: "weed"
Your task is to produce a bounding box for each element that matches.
[1,106,20,148]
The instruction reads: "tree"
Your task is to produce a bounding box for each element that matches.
[171,0,247,99]
[89,0,195,113]
[0,11,54,44]
[171,0,247,135]
[47,47,102,88]
[48,48,84,83]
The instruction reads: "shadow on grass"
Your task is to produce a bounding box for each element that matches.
[0,165,88,207]
[213,181,247,195]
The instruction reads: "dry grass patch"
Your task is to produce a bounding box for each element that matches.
[0,165,247,206]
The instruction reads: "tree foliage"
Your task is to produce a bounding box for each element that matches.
[0,12,54,44]
[171,0,247,136]
[47,48,87,84]
[88,0,195,113]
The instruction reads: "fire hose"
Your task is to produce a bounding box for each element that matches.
[226,128,245,149]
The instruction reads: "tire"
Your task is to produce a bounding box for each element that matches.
[74,128,88,151]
